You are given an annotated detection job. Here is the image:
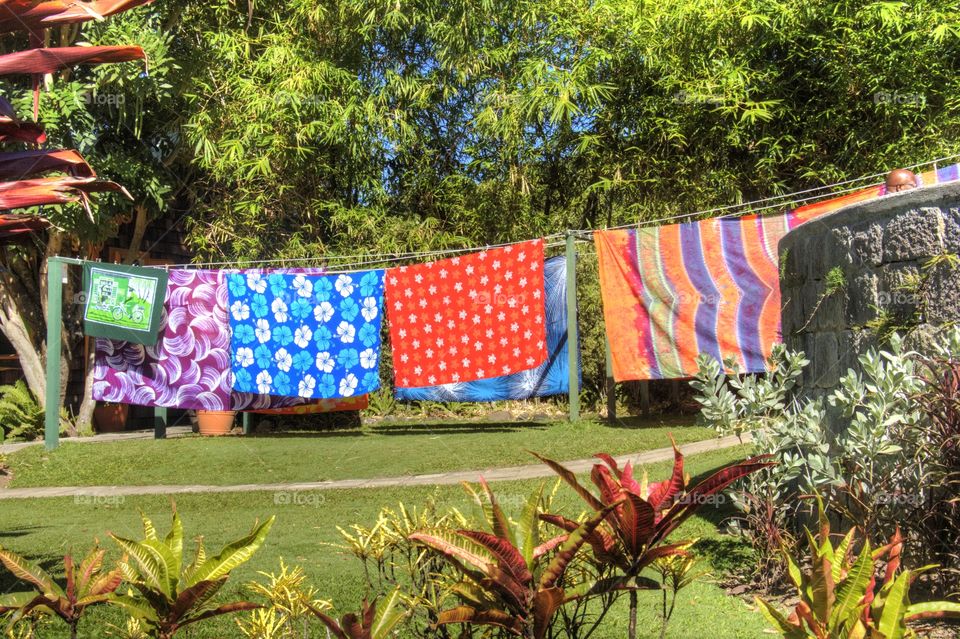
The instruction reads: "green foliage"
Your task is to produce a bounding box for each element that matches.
[110,508,275,639]
[308,589,408,639]
[409,480,611,639]
[798,267,848,333]
[867,253,960,343]
[0,382,44,443]
[825,267,847,295]
[690,345,808,442]
[756,500,960,638]
[695,334,926,524]
[236,561,333,639]
[0,544,123,639]
[177,0,960,263]
[164,0,960,401]
[695,327,960,589]
[329,497,470,637]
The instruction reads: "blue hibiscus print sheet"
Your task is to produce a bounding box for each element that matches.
[228,270,386,399]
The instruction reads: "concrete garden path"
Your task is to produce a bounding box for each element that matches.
[0,434,749,500]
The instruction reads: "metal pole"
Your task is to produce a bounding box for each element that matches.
[154,407,167,439]
[605,335,616,423]
[44,257,64,450]
[565,232,580,422]
[242,412,252,435]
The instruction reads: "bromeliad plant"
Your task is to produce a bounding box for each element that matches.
[535,443,774,639]
[0,544,123,639]
[756,501,960,638]
[410,479,619,639]
[109,508,275,639]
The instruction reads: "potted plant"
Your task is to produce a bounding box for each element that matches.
[93,402,129,433]
[195,410,237,436]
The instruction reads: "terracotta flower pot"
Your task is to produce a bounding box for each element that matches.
[196,410,237,436]
[93,403,129,433]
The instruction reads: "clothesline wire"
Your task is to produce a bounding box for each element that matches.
[167,233,569,270]
[603,153,960,231]
[319,239,570,273]
[146,153,959,272]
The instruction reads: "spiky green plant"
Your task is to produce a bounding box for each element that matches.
[756,501,960,638]
[0,543,123,639]
[109,507,275,639]
[237,560,332,639]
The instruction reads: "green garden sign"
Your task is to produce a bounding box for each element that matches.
[82,262,168,345]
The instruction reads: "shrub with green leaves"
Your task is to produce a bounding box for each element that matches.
[110,508,275,639]
[0,544,123,639]
[694,328,960,587]
[0,381,44,443]
[756,500,960,638]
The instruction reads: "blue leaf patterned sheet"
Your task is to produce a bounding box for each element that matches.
[228,270,386,399]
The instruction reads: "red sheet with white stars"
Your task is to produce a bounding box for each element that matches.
[386,239,549,388]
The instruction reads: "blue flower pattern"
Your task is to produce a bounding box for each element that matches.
[229,270,385,399]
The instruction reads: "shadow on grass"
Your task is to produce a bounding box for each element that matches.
[695,535,755,574]
[241,430,366,440]
[366,421,551,436]
[600,414,701,430]
[0,527,44,540]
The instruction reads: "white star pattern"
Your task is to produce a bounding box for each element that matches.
[384,239,548,387]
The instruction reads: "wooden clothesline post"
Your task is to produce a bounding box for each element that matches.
[565,232,580,423]
[44,256,66,450]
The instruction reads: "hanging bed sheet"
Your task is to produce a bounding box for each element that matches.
[595,163,960,381]
[395,255,578,401]
[386,239,549,388]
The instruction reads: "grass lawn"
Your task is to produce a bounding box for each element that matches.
[0,445,768,638]
[5,414,716,488]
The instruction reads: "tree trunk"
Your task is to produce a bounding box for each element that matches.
[123,204,149,265]
[74,339,97,435]
[629,589,638,639]
[0,275,46,403]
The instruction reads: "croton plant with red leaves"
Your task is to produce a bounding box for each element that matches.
[409,441,773,638]
[535,440,775,577]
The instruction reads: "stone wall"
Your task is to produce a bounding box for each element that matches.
[779,181,960,407]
